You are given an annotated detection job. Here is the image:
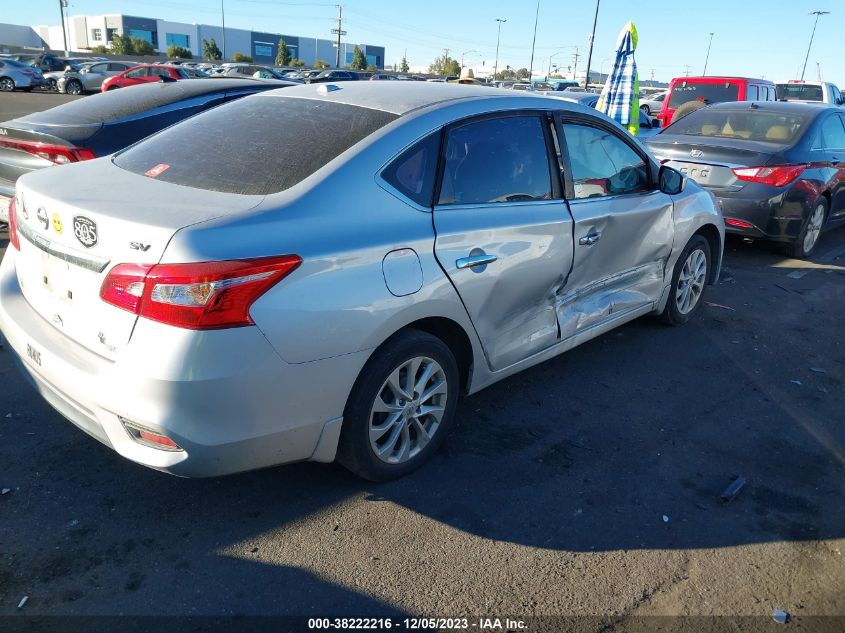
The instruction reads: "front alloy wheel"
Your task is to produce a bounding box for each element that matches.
[338,329,459,481]
[0,77,15,92]
[65,80,83,95]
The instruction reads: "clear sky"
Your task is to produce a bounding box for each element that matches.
[4,0,842,84]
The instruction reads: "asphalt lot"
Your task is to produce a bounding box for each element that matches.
[0,91,843,628]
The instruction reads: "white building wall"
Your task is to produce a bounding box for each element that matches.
[85,16,108,48]
[195,25,250,60]
[157,20,199,55]
[0,23,44,49]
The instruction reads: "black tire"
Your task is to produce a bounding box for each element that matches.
[640,104,651,115]
[65,79,83,95]
[790,197,827,259]
[47,78,57,91]
[671,100,707,124]
[660,235,711,326]
[0,77,15,92]
[107,85,119,90]
[336,329,459,481]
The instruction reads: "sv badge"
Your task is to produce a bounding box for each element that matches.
[129,242,151,252]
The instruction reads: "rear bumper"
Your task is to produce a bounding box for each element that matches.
[706,184,810,243]
[0,249,367,476]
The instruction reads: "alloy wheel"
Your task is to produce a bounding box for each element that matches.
[803,203,825,255]
[0,78,14,92]
[66,81,82,95]
[368,356,448,465]
[675,248,707,315]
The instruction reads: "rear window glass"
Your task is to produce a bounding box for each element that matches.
[113,96,398,195]
[668,81,740,109]
[666,108,809,144]
[776,83,824,102]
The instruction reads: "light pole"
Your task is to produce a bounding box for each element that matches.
[598,57,612,82]
[547,48,571,80]
[528,0,540,83]
[221,0,226,61]
[801,10,829,80]
[702,32,714,75]
[461,49,478,69]
[582,0,601,89]
[58,0,69,55]
[493,18,506,83]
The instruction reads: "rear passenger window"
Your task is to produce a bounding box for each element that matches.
[821,116,845,149]
[438,116,552,205]
[562,123,649,199]
[382,134,440,207]
[747,85,759,101]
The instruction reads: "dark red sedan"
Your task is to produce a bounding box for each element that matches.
[101,65,191,92]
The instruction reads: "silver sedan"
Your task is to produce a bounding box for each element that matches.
[0,59,46,92]
[0,82,724,480]
[57,61,136,95]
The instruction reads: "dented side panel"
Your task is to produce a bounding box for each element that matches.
[559,191,674,337]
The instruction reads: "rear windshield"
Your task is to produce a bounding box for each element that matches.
[113,95,398,195]
[668,81,740,109]
[667,108,809,144]
[776,83,823,102]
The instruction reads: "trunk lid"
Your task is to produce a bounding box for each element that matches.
[647,136,780,191]
[13,159,264,360]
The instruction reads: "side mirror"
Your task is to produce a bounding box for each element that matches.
[659,165,685,195]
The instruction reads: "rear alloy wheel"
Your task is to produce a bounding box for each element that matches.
[337,329,459,481]
[65,79,83,95]
[47,78,57,91]
[660,235,711,325]
[791,198,827,259]
[0,77,15,92]
[640,104,651,115]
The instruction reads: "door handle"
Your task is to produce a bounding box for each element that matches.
[579,231,602,246]
[456,254,498,269]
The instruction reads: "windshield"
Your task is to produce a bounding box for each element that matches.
[776,83,824,102]
[668,80,740,109]
[666,108,809,144]
[114,95,398,195]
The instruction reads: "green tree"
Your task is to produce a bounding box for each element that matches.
[89,45,109,54]
[350,46,367,71]
[314,59,329,69]
[366,64,378,72]
[289,58,305,67]
[231,52,252,63]
[495,67,516,81]
[202,38,222,60]
[167,44,193,59]
[399,55,409,73]
[275,39,291,66]
[516,67,530,80]
[109,33,134,55]
[428,50,460,76]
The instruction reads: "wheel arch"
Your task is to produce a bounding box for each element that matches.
[693,223,723,284]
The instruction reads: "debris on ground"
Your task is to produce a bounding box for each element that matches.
[791,380,802,386]
[786,270,808,279]
[720,476,746,503]
[1,488,10,495]
[662,514,670,523]
[704,301,736,311]
[4,413,12,418]
[809,367,826,374]
[17,596,28,610]
[772,608,790,624]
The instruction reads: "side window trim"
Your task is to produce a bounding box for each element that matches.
[556,112,657,198]
[433,110,562,208]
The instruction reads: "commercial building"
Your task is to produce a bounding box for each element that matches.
[19,14,384,68]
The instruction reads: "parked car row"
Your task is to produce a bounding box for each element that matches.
[0,81,724,481]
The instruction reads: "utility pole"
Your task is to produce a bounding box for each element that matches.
[571,47,580,82]
[58,0,69,54]
[493,18,506,83]
[801,10,829,81]
[335,5,344,68]
[461,50,478,69]
[702,32,714,76]
[583,0,601,89]
[221,0,226,61]
[528,0,540,84]
[817,61,822,81]
[683,64,692,77]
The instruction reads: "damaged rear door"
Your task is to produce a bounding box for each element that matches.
[433,113,573,371]
[556,116,674,339]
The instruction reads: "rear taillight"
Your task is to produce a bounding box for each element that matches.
[8,197,20,250]
[100,256,302,330]
[725,218,754,229]
[0,139,96,165]
[732,165,806,187]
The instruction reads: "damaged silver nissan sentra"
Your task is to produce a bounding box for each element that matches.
[0,82,724,480]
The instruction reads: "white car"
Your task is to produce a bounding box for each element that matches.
[775,80,843,105]
[640,91,668,115]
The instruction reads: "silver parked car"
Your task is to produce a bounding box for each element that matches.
[57,61,136,95]
[0,59,46,92]
[0,83,724,480]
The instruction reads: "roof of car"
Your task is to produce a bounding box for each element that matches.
[256,80,545,115]
[707,100,833,114]
[672,76,773,84]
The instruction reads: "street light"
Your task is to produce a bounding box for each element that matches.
[801,10,829,81]
[461,49,479,69]
[547,48,572,80]
[702,32,714,76]
[58,0,69,55]
[582,0,601,88]
[493,19,506,83]
[221,0,227,61]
